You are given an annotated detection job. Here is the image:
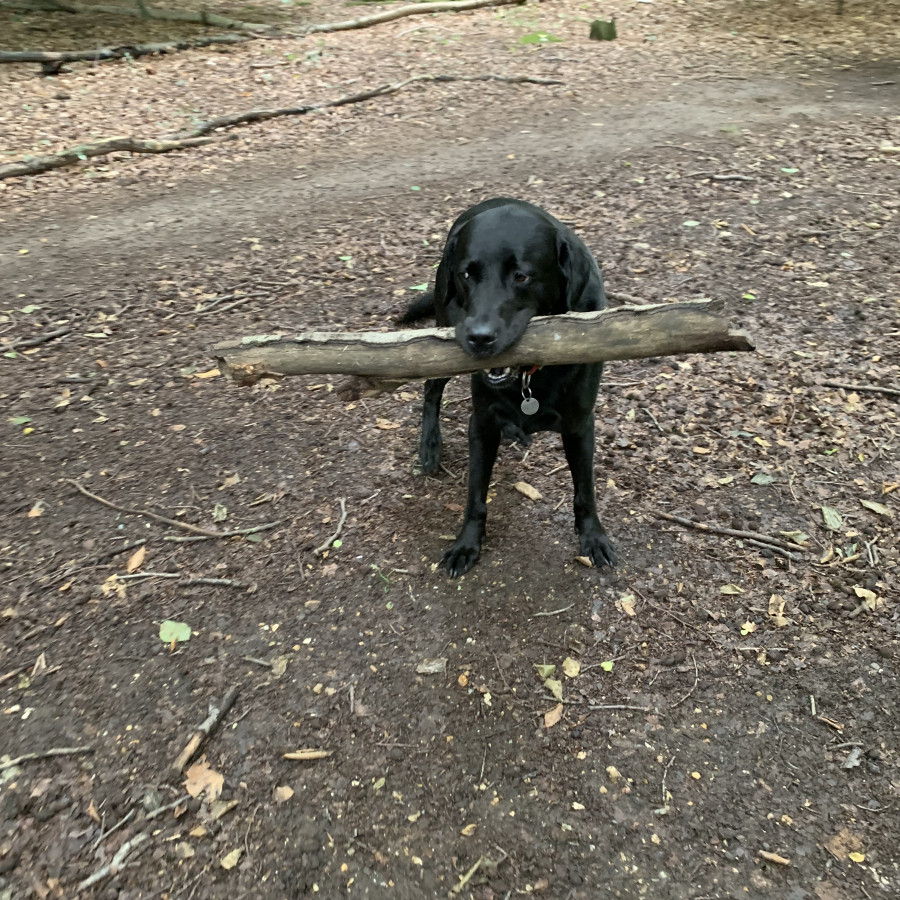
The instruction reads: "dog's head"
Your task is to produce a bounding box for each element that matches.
[436,202,601,361]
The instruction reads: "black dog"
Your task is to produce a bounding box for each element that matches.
[400,198,617,577]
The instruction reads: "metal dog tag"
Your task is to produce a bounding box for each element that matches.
[521,396,539,415]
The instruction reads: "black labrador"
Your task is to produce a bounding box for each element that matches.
[400,197,617,577]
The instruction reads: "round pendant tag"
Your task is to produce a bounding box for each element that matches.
[521,396,540,415]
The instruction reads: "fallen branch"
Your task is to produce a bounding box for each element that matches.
[76,832,151,894]
[190,73,560,137]
[652,510,803,553]
[170,685,240,775]
[823,380,900,399]
[304,0,523,35]
[1,745,94,770]
[0,136,216,180]
[0,34,250,75]
[214,300,754,395]
[0,72,555,180]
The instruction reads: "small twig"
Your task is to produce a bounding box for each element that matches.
[822,381,900,399]
[635,590,719,645]
[810,695,817,717]
[641,407,664,433]
[119,572,247,587]
[451,855,487,896]
[0,663,31,685]
[1,745,93,770]
[661,754,676,810]
[587,704,657,713]
[67,479,225,537]
[314,498,347,555]
[145,795,191,820]
[652,510,802,552]
[671,654,699,708]
[3,326,71,351]
[91,809,135,851]
[170,686,240,775]
[746,538,802,561]
[76,832,151,893]
[531,604,574,618]
[243,656,274,668]
[162,521,280,542]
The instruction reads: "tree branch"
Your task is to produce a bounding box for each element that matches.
[0,74,558,180]
[213,300,754,396]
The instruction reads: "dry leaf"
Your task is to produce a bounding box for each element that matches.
[562,657,581,678]
[193,368,220,379]
[514,481,542,501]
[544,677,563,701]
[721,584,743,595]
[273,785,294,804]
[220,848,242,870]
[768,594,789,627]
[87,799,101,824]
[175,842,195,859]
[460,823,477,836]
[758,850,790,866]
[100,574,126,599]
[606,766,622,783]
[184,759,224,801]
[825,829,863,861]
[544,703,563,729]
[27,501,44,518]
[209,799,238,821]
[616,593,636,617]
[574,555,593,567]
[283,749,332,761]
[375,418,401,430]
[126,544,146,573]
[860,499,893,518]
[218,473,240,490]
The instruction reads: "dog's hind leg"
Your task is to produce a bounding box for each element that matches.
[562,421,617,568]
[419,377,450,474]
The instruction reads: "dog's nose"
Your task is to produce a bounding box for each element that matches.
[466,323,497,355]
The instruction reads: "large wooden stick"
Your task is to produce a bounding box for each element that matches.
[213,299,753,395]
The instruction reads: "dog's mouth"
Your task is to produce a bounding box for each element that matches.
[482,366,516,386]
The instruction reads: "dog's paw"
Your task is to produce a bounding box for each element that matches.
[419,434,442,474]
[441,541,481,578]
[579,529,617,568]
[501,422,532,447]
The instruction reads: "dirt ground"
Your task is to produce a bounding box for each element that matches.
[1,1,899,897]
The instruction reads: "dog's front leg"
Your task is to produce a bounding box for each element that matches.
[441,413,501,577]
[562,421,617,568]
[419,377,450,474]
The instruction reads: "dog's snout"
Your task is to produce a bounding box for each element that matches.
[465,322,498,355]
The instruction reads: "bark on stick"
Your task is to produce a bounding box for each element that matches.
[213,299,753,396]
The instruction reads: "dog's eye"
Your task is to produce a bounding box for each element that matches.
[514,272,530,284]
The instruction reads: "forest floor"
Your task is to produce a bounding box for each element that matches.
[1,1,899,897]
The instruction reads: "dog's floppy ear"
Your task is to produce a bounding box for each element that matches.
[557,233,607,313]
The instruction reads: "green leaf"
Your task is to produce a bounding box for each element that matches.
[822,505,843,530]
[742,292,756,300]
[212,503,227,522]
[720,584,743,595]
[332,539,342,549]
[20,304,41,314]
[409,283,428,292]
[159,620,191,643]
[682,220,701,227]
[534,664,556,678]
[409,185,421,191]
[244,532,264,543]
[781,167,799,174]
[9,416,31,425]
[600,660,614,672]
[519,31,563,44]
[338,255,352,261]
[751,473,775,485]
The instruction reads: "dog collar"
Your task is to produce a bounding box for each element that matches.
[520,367,540,415]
